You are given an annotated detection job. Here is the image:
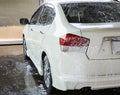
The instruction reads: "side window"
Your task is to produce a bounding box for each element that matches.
[30,7,43,24]
[39,4,55,25]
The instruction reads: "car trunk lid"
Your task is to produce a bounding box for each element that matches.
[71,23,120,60]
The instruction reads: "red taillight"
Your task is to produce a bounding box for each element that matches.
[60,34,89,47]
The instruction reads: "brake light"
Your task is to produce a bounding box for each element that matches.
[60,34,89,47]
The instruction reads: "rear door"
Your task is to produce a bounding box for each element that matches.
[28,5,44,61]
[31,4,56,63]
[25,7,41,56]
[27,4,55,67]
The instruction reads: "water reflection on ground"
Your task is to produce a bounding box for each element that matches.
[0,56,120,95]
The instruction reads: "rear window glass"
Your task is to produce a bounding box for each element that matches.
[61,2,120,23]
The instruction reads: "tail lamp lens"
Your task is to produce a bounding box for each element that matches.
[60,34,89,47]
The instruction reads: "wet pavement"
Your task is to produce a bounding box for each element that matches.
[0,55,47,95]
[1,45,120,95]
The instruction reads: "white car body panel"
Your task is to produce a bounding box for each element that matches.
[23,0,120,91]
[71,23,120,59]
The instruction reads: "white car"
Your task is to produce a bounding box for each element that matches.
[20,0,120,93]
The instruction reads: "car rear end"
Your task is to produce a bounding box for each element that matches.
[53,1,120,91]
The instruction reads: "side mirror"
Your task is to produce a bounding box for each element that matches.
[20,18,30,25]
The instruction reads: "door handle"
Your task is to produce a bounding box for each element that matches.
[40,31,44,34]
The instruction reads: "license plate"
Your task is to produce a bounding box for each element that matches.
[112,41,120,55]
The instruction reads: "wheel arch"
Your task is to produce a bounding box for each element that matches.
[41,51,47,75]
[41,51,53,77]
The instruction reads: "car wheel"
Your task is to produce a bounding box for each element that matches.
[43,56,53,94]
[23,36,28,59]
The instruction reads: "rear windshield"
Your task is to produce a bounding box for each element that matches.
[61,3,120,23]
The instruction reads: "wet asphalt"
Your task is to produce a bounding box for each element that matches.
[1,45,120,95]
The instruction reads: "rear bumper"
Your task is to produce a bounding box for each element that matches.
[53,74,120,91]
[59,53,120,77]
[51,52,120,90]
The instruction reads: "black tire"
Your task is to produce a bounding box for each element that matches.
[43,56,53,94]
[23,36,28,60]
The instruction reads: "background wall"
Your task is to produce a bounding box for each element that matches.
[0,0,39,40]
[0,0,39,26]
